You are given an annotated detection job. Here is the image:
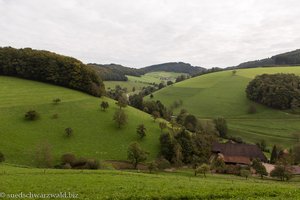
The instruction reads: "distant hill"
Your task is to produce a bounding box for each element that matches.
[88,63,143,81]
[232,49,300,69]
[89,62,206,81]
[141,62,206,75]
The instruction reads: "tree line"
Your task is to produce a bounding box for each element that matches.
[0,47,105,97]
[246,73,300,110]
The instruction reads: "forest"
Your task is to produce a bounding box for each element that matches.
[0,47,105,97]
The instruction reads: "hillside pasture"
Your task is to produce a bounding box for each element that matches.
[148,67,300,147]
[0,76,161,166]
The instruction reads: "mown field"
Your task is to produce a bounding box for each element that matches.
[148,67,300,148]
[0,76,162,166]
[0,164,299,200]
[105,71,185,94]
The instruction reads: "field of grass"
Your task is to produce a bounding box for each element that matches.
[0,76,162,166]
[0,164,299,199]
[104,71,185,94]
[148,67,300,148]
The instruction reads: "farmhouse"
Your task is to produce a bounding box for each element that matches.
[211,142,268,165]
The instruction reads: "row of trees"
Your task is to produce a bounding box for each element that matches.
[0,47,105,97]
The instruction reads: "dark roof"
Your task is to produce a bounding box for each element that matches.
[212,142,267,163]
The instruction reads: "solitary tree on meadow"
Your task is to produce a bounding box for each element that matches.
[127,142,148,169]
[137,124,147,139]
[113,109,128,128]
[100,101,109,111]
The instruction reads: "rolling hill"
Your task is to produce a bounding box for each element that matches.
[0,76,162,166]
[231,49,300,69]
[147,66,300,148]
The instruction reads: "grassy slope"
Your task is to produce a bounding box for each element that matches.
[105,71,185,94]
[0,76,162,166]
[1,165,299,199]
[148,67,300,147]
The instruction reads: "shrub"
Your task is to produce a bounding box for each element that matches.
[137,124,147,139]
[86,159,100,169]
[240,169,251,180]
[61,153,76,165]
[155,157,171,170]
[0,152,5,163]
[25,110,39,121]
[65,127,73,137]
[100,101,109,111]
[252,159,268,179]
[195,164,210,177]
[148,161,158,173]
[270,164,294,181]
[53,98,61,105]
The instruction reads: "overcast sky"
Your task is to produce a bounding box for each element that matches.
[1,0,300,68]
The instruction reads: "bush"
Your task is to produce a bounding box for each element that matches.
[61,153,76,165]
[86,159,100,169]
[65,127,73,137]
[252,159,268,179]
[155,157,171,170]
[195,164,210,177]
[53,98,61,105]
[270,164,294,181]
[240,169,251,180]
[25,110,39,121]
[0,152,5,163]
[148,161,158,173]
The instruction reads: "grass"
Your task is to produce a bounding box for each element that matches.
[148,66,300,148]
[0,164,299,199]
[0,76,162,166]
[104,71,185,94]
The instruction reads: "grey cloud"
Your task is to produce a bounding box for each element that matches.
[0,0,300,68]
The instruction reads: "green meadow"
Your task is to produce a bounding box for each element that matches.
[0,76,162,166]
[105,71,185,94]
[0,164,299,200]
[148,67,300,148]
